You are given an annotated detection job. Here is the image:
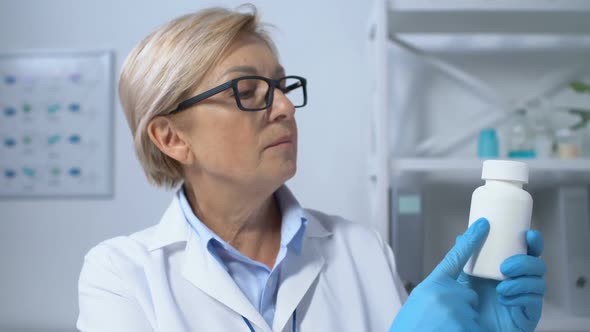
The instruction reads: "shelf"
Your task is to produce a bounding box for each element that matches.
[538,301,590,332]
[390,35,590,54]
[393,158,590,172]
[391,0,590,11]
[391,158,590,187]
[388,0,590,34]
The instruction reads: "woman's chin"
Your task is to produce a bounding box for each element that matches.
[271,161,297,184]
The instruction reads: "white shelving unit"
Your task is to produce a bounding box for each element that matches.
[387,0,590,35]
[392,158,590,188]
[367,1,590,331]
[367,0,590,247]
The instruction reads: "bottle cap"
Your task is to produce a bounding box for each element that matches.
[479,128,497,138]
[481,160,529,183]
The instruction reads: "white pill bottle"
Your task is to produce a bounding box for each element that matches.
[464,160,533,280]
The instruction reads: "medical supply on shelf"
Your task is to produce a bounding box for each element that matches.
[464,160,533,281]
[478,128,499,159]
[556,128,581,159]
[507,109,536,159]
[531,112,554,159]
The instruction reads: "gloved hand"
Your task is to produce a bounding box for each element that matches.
[389,218,490,332]
[458,229,546,332]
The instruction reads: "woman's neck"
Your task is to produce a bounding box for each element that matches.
[183,179,282,269]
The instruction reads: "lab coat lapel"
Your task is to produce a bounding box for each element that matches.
[272,218,329,332]
[149,195,268,330]
[151,194,332,332]
[181,234,270,331]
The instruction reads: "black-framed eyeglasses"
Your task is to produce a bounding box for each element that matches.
[170,75,307,113]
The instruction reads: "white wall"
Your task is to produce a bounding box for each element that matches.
[0,0,372,330]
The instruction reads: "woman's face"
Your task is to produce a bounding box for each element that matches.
[179,33,298,189]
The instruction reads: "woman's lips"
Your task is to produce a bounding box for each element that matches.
[266,135,293,149]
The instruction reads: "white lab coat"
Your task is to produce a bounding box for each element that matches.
[77,195,407,332]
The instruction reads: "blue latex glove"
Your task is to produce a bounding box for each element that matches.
[458,228,546,332]
[389,218,490,332]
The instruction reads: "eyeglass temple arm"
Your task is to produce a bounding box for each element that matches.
[281,81,303,93]
[171,81,233,113]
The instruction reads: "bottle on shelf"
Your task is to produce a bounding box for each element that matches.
[555,128,581,159]
[507,109,536,159]
[531,109,554,159]
[478,128,499,159]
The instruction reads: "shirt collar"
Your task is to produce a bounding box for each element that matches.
[177,188,224,252]
[146,185,331,252]
[177,185,308,256]
[275,185,307,255]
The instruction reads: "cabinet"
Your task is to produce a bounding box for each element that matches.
[367,1,590,331]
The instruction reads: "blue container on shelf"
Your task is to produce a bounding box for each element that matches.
[478,128,499,158]
[507,150,537,159]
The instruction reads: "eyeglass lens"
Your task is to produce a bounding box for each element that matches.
[236,77,304,110]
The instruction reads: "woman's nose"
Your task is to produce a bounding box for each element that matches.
[268,88,295,121]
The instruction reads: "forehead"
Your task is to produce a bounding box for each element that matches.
[212,33,282,80]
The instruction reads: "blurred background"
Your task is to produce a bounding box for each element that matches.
[1,0,589,331]
[0,0,372,330]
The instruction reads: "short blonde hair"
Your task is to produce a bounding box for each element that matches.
[119,4,276,188]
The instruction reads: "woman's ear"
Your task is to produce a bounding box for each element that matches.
[147,116,195,165]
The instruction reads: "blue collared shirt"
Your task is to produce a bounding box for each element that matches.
[178,185,307,328]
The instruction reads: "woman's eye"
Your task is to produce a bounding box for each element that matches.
[239,89,255,99]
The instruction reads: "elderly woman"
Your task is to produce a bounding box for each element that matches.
[77,5,546,332]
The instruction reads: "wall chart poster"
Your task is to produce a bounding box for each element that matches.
[0,51,113,198]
